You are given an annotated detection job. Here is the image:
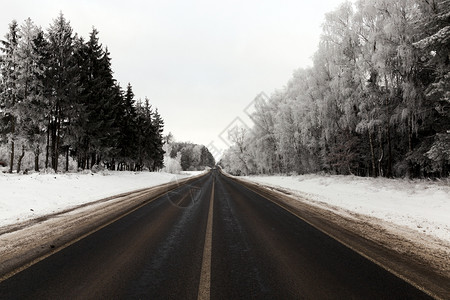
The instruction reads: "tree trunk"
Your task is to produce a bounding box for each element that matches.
[378,129,384,177]
[383,75,392,178]
[9,116,16,173]
[91,152,96,167]
[51,106,62,172]
[65,146,69,172]
[17,144,25,173]
[51,127,56,171]
[50,114,57,171]
[54,112,61,171]
[406,117,414,178]
[386,123,392,178]
[35,145,40,172]
[9,140,15,174]
[408,116,413,153]
[81,152,86,170]
[368,130,377,177]
[45,120,50,169]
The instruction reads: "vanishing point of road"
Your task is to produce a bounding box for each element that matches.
[0,170,434,299]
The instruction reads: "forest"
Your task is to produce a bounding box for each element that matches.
[169,141,216,171]
[162,133,216,173]
[221,0,449,178]
[0,13,165,173]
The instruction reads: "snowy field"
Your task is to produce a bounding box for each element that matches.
[0,170,201,227]
[1,170,449,244]
[243,175,450,243]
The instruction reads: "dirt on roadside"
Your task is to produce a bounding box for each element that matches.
[231,176,450,300]
[0,175,203,282]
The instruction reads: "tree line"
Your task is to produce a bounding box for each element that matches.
[221,0,449,178]
[162,133,215,173]
[169,141,216,171]
[0,13,165,173]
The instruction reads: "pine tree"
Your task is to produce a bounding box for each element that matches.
[151,107,165,170]
[200,145,215,168]
[117,83,137,170]
[98,47,121,165]
[411,0,450,176]
[14,18,47,172]
[0,20,20,173]
[0,13,167,174]
[30,25,52,170]
[75,29,120,170]
[135,98,160,171]
[46,12,82,171]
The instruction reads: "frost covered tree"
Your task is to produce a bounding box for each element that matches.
[251,94,280,174]
[163,152,182,174]
[222,0,449,178]
[0,20,20,173]
[410,0,450,176]
[14,18,46,172]
[168,141,215,171]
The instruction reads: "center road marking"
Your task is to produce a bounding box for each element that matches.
[198,178,215,300]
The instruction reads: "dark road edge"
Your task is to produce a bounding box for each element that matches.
[0,172,210,283]
[221,170,449,300]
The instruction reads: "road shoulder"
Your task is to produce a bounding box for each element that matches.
[0,174,206,282]
[225,173,450,300]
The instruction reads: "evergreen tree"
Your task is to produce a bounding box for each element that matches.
[0,20,20,173]
[14,18,47,172]
[99,47,122,165]
[75,29,120,170]
[31,25,52,170]
[46,12,82,171]
[410,0,450,176]
[134,99,150,170]
[151,107,165,170]
[117,83,137,169]
[0,13,166,173]
[200,145,215,168]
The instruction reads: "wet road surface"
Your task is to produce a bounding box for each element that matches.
[0,170,432,299]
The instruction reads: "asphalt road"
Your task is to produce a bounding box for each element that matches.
[0,170,433,299]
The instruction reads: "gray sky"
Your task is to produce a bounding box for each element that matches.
[3,0,346,158]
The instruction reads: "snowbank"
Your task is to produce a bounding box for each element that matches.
[243,174,450,243]
[2,170,448,243]
[0,171,195,227]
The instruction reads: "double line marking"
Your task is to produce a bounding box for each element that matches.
[197,178,215,300]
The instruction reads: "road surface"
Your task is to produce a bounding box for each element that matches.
[0,170,433,299]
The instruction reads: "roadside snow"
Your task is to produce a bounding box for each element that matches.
[2,170,448,244]
[243,174,450,243]
[0,171,197,227]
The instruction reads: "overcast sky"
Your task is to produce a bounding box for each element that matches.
[3,0,346,158]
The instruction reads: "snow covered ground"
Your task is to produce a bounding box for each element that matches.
[243,174,450,243]
[1,170,449,244]
[0,170,201,227]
